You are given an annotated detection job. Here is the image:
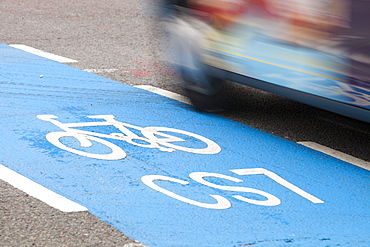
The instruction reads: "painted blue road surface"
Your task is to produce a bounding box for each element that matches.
[1,43,369,246]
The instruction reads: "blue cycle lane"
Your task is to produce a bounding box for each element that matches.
[1,43,369,246]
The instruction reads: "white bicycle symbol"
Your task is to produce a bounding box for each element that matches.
[37,114,221,160]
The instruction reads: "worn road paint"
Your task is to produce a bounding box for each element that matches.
[1,43,369,246]
[9,44,78,63]
[0,165,87,212]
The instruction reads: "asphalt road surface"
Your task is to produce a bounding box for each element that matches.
[1,0,369,246]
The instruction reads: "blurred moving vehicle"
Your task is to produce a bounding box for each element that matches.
[161,0,370,122]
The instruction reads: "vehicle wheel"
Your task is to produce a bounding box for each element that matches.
[184,78,225,112]
[166,12,227,111]
[180,62,226,111]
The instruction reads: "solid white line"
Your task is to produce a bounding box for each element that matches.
[9,44,78,63]
[135,85,192,105]
[0,165,88,212]
[298,142,370,171]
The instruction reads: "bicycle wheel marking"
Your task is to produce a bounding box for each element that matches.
[46,132,127,160]
[142,127,222,154]
[37,114,222,159]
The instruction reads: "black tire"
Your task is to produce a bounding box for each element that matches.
[176,0,189,7]
[184,77,226,112]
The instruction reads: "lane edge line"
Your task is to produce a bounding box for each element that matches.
[0,164,88,212]
[134,85,192,105]
[9,44,78,63]
[298,141,370,171]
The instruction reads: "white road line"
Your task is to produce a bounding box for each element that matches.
[84,69,119,73]
[9,44,78,63]
[123,243,149,247]
[0,165,88,212]
[298,142,370,171]
[135,85,192,105]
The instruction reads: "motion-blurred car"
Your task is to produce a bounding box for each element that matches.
[161,0,370,122]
